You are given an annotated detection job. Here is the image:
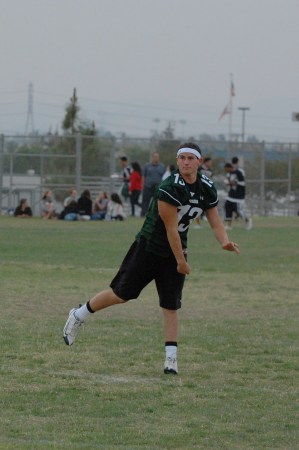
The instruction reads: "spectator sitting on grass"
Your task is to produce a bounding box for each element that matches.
[63,188,78,207]
[59,199,78,221]
[41,190,57,219]
[14,198,33,218]
[107,193,126,221]
[77,189,92,221]
[91,191,109,220]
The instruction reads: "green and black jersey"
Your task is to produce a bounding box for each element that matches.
[136,169,218,257]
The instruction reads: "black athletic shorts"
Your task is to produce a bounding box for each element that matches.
[225,200,238,221]
[110,238,186,310]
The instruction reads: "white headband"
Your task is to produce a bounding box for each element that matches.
[177,147,202,159]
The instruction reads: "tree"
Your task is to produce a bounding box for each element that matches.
[62,89,96,136]
[62,88,80,134]
[78,120,96,136]
[155,122,180,165]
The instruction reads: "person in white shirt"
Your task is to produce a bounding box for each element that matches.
[107,193,126,221]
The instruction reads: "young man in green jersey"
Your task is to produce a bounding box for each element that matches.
[63,143,240,374]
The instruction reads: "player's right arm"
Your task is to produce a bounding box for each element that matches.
[158,200,190,275]
[205,207,240,254]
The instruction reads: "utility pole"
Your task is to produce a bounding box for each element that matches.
[153,118,160,134]
[179,120,186,139]
[25,82,34,135]
[238,107,250,144]
[291,112,299,149]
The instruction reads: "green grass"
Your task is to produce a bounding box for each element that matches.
[0,216,298,449]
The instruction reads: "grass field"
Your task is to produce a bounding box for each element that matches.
[0,215,298,449]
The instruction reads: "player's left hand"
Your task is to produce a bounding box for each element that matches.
[222,241,240,254]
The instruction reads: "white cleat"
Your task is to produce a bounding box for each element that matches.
[63,308,83,346]
[164,356,178,375]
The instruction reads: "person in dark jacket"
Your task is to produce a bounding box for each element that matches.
[59,200,78,221]
[77,189,92,220]
[14,198,32,218]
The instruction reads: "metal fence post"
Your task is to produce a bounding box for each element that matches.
[39,140,45,210]
[0,134,4,213]
[260,141,265,215]
[75,133,82,194]
[287,144,292,215]
[109,140,116,193]
[9,148,14,210]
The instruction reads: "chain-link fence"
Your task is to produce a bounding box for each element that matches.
[0,134,298,217]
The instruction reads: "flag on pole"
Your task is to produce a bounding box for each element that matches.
[219,74,235,120]
[219,104,230,121]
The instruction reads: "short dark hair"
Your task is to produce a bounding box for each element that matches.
[120,156,128,162]
[232,156,239,164]
[203,157,212,163]
[224,162,233,169]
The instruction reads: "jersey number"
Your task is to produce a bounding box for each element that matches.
[178,205,202,231]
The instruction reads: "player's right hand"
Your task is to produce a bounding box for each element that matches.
[177,261,190,275]
[222,241,240,254]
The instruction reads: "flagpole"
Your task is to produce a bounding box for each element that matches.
[228,73,234,159]
[219,73,235,159]
[228,77,233,142]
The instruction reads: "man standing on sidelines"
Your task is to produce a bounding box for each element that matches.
[141,152,165,216]
[119,156,131,202]
[63,143,240,375]
[224,157,252,230]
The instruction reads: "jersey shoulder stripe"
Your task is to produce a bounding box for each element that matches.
[209,198,219,206]
[202,178,213,188]
[158,188,182,206]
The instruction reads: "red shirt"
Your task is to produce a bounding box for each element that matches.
[129,171,142,192]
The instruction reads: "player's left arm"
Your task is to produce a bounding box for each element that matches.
[205,207,240,254]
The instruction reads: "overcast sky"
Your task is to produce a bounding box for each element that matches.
[0,0,299,141]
